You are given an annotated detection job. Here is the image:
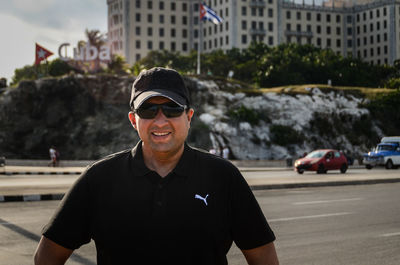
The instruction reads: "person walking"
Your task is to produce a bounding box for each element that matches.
[47,146,57,167]
[34,67,279,265]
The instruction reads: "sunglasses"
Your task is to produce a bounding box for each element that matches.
[134,102,187,119]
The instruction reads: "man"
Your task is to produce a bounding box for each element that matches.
[34,67,279,265]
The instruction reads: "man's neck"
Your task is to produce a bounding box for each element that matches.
[142,143,184,177]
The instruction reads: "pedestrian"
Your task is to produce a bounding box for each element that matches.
[34,67,278,265]
[222,146,230,160]
[47,146,57,167]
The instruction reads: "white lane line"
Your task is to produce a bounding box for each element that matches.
[269,212,352,222]
[381,232,400,237]
[293,198,363,205]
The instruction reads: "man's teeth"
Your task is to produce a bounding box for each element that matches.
[153,132,169,136]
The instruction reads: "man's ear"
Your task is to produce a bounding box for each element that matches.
[128,111,137,130]
[187,108,194,123]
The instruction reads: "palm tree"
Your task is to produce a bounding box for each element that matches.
[84,29,106,72]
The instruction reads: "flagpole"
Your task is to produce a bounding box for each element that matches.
[197,0,202,75]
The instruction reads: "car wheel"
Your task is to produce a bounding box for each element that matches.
[340,163,348,173]
[365,165,372,170]
[385,159,394,169]
[297,169,304,174]
[317,164,326,174]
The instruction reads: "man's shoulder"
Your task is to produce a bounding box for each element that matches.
[86,149,132,172]
[188,145,238,172]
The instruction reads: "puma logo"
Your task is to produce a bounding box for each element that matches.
[195,194,209,206]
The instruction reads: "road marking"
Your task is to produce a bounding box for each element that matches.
[381,232,400,237]
[269,212,352,222]
[293,198,363,205]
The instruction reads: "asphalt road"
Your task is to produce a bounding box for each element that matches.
[1,182,399,265]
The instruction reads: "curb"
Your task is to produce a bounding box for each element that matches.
[250,178,400,190]
[0,194,64,203]
[1,177,399,203]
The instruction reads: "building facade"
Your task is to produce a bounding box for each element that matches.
[107,0,400,66]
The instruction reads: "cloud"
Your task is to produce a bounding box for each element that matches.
[0,0,106,83]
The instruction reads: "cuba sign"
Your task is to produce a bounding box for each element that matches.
[58,43,111,62]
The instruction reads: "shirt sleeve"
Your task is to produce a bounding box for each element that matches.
[230,167,276,250]
[42,169,92,250]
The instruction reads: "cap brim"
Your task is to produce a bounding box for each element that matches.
[134,89,187,109]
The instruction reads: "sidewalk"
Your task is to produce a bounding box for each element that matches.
[1,163,399,202]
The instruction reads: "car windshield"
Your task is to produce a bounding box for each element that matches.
[305,151,326,158]
[376,144,395,151]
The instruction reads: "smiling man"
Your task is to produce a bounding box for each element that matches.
[34,67,279,265]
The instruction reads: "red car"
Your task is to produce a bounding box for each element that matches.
[294,149,348,174]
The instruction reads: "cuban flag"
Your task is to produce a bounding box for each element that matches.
[200,3,223,25]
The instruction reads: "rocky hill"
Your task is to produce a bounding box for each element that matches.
[0,74,389,161]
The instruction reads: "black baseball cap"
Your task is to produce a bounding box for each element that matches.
[130,67,190,109]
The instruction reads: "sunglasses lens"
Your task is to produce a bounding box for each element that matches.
[162,105,185,117]
[136,105,159,119]
[136,103,185,119]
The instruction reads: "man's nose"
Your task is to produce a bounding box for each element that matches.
[153,108,168,123]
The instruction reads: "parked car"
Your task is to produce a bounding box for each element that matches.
[294,149,348,174]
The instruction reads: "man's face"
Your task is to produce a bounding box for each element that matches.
[129,96,194,155]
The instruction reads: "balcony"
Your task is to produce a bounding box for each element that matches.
[249,0,266,8]
[250,28,267,35]
[285,30,313,37]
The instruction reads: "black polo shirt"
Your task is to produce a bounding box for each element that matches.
[43,141,275,265]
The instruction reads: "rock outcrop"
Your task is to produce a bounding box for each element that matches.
[0,74,383,160]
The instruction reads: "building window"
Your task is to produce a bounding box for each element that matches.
[384,33,387,41]
[268,36,273,45]
[269,22,273,31]
[159,15,164,23]
[226,8,229,17]
[259,8,264,17]
[307,12,311,21]
[327,38,331,47]
[251,8,256,16]
[182,3,187,11]
[317,37,321,46]
[384,45,388,54]
[370,23,373,31]
[376,9,380,18]
[336,27,341,35]
[226,35,229,45]
[363,37,367,45]
[135,26,141,35]
[363,12,366,20]
[242,34,247,44]
[226,21,229,30]
[182,29,187,38]
[357,14,360,22]
[242,6,247,16]
[370,48,374,56]
[159,1,164,10]
[370,35,374,44]
[317,13,321,21]
[194,3,199,11]
[377,46,381,55]
[326,14,331,22]
[307,25,311,32]
[171,28,176,37]
[336,15,340,23]
[182,42,187,51]
[377,21,380,30]
[286,23,291,30]
[296,11,301,20]
[296,24,301,32]
[147,41,152,49]
[357,38,360,46]
[317,25,321,34]
[147,27,152,36]
[171,15,176,24]
[363,25,366,33]
[135,40,141,49]
[384,20,387,29]
[268,8,273,17]
[347,27,352,35]
[370,10,373,19]
[135,13,141,22]
[135,0,140,8]
[171,42,176,51]
[337,39,341,47]
[183,16,187,25]
[159,41,164,50]
[347,15,352,23]
[148,14,152,23]
[326,26,331,34]
[286,11,291,19]
[364,49,367,57]
[171,2,175,10]
[347,39,352,47]
[159,28,164,37]
[242,20,247,30]
[194,29,198,38]
[136,54,141,61]
[384,7,387,16]
[377,34,380,43]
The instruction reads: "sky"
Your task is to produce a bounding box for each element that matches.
[0,0,107,84]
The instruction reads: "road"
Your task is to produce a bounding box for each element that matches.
[1,173,399,264]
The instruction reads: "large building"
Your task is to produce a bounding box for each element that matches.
[107,0,400,66]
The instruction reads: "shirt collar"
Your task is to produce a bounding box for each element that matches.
[130,141,195,178]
